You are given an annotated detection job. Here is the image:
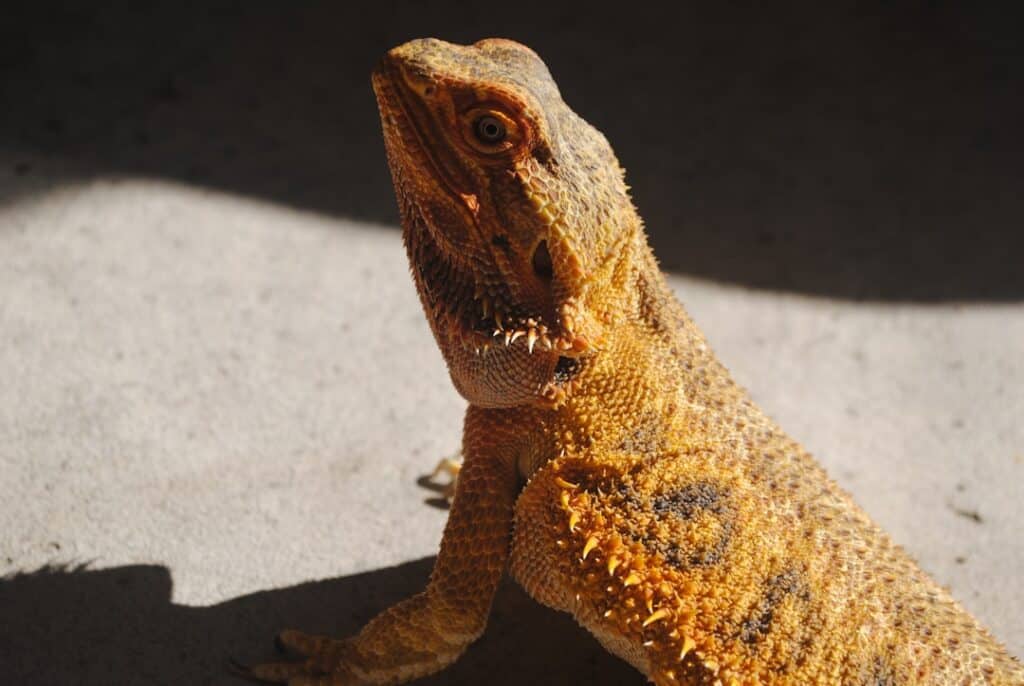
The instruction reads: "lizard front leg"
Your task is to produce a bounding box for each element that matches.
[241,430,519,685]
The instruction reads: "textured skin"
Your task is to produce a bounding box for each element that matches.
[243,38,1024,685]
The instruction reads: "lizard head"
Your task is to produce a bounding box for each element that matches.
[372,38,640,407]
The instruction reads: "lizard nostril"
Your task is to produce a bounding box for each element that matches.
[532,240,553,280]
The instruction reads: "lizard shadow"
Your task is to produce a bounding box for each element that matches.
[0,559,640,686]
[416,475,454,511]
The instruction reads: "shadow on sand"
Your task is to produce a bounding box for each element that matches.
[0,558,639,686]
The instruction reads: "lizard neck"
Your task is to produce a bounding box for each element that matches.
[599,232,734,410]
[504,229,755,478]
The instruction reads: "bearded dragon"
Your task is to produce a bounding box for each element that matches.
[238,38,1023,685]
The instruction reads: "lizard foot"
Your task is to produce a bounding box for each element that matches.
[429,454,462,501]
[232,630,359,686]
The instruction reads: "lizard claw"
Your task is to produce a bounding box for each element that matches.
[429,455,463,501]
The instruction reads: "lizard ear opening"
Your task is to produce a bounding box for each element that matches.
[531,239,553,280]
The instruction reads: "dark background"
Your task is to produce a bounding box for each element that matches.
[2,1,1021,301]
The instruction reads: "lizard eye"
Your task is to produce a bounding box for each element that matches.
[473,115,506,144]
[461,108,520,154]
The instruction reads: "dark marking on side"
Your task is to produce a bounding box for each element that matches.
[650,482,734,569]
[738,569,810,644]
[653,482,723,519]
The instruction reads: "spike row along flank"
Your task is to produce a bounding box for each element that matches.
[551,471,760,686]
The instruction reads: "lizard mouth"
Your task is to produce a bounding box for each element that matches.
[372,61,593,357]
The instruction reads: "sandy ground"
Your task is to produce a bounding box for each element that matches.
[1,173,1021,685]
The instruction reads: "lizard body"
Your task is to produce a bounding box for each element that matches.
[243,38,1023,685]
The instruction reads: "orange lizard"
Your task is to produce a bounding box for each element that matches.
[238,38,1024,685]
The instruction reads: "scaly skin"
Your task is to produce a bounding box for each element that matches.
[241,38,1024,685]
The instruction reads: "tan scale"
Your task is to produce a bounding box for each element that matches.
[239,37,1024,685]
